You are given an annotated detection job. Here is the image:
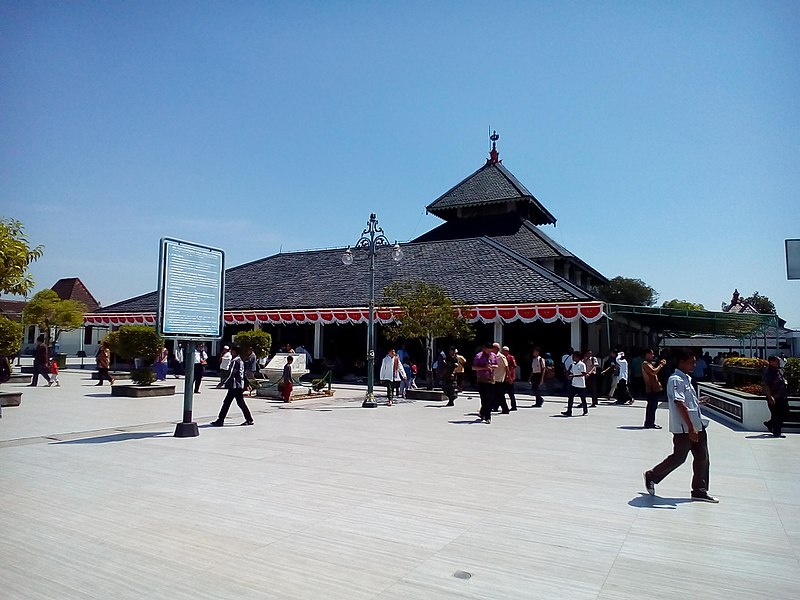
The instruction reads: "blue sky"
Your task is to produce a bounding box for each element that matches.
[2,1,798,328]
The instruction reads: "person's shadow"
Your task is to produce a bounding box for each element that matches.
[628,492,695,509]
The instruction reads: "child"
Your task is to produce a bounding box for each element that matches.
[50,358,60,387]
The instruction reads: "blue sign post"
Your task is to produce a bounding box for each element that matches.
[157,238,225,437]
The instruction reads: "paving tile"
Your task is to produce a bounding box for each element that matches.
[1,372,799,599]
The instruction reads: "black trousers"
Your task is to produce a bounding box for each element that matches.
[530,372,544,406]
[492,382,509,412]
[614,378,632,403]
[566,386,587,415]
[217,388,253,422]
[504,381,517,410]
[586,374,598,406]
[442,376,456,404]
[766,397,788,436]
[477,381,495,421]
[97,367,113,383]
[649,429,710,494]
[644,391,662,427]
[30,363,51,386]
[194,363,204,392]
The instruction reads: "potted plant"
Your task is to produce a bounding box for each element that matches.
[108,325,175,397]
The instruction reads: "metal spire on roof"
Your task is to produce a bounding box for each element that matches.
[487,130,500,164]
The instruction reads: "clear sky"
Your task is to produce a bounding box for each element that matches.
[2,1,798,327]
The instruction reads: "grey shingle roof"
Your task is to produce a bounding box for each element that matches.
[97,236,593,315]
[413,216,607,285]
[426,162,557,225]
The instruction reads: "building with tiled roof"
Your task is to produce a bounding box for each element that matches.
[51,277,101,312]
[90,136,610,371]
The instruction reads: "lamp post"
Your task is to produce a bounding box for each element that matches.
[342,213,402,407]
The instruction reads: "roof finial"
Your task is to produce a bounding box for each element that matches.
[487,130,500,164]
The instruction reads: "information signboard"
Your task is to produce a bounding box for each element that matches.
[787,239,800,280]
[157,238,225,339]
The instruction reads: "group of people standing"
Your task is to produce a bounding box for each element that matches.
[471,342,519,423]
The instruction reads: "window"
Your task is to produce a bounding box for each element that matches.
[84,326,93,344]
[27,326,36,344]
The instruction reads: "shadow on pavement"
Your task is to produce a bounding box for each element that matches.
[618,425,646,430]
[628,492,695,509]
[53,431,170,444]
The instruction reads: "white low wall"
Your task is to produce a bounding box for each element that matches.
[699,383,772,431]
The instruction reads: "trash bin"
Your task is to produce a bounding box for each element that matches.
[56,353,68,369]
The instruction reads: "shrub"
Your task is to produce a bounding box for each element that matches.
[785,358,800,396]
[723,357,768,370]
[233,330,272,359]
[114,325,163,366]
[130,367,157,386]
[0,315,23,356]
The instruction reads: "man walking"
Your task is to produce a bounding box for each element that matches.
[218,345,232,383]
[529,347,546,407]
[94,340,115,386]
[211,345,254,426]
[583,350,600,407]
[644,348,718,503]
[562,350,588,417]
[492,342,510,414]
[440,347,458,406]
[642,349,667,429]
[29,335,52,387]
[379,349,404,406]
[193,344,207,394]
[763,355,788,437]
[614,351,633,405]
[473,343,497,423]
[501,346,518,411]
[601,349,619,401]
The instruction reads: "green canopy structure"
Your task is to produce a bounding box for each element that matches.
[605,304,780,340]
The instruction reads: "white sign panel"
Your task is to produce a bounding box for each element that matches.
[157,238,225,339]
[787,239,800,280]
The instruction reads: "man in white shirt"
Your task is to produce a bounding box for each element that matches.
[529,347,546,407]
[562,351,588,417]
[613,351,633,405]
[644,348,718,503]
[218,345,232,383]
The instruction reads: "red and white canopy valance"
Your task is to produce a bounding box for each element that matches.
[84,302,605,327]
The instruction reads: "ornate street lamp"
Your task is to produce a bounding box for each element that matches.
[342,213,402,407]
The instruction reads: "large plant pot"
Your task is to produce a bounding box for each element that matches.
[111,384,175,398]
[0,391,22,407]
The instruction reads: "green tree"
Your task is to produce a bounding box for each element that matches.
[234,330,272,359]
[382,281,474,388]
[662,299,706,311]
[113,325,163,385]
[22,289,86,348]
[597,276,657,306]
[0,315,23,356]
[0,218,44,296]
[744,291,776,314]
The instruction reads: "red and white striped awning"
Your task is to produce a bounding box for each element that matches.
[84,302,605,327]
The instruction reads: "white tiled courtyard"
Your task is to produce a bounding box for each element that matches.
[1,368,798,599]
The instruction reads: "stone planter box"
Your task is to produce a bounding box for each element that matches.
[111,384,175,398]
[8,373,30,383]
[0,391,22,407]
[699,382,800,431]
[406,389,448,402]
